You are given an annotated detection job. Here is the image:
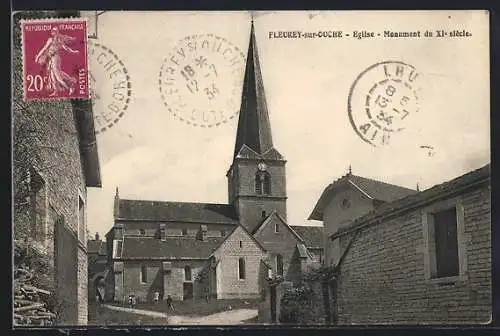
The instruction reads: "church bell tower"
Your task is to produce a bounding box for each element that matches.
[227,21,287,233]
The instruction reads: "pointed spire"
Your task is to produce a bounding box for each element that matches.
[115,186,119,198]
[416,182,420,191]
[233,20,274,159]
[348,164,352,175]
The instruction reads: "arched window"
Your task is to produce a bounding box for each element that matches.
[139,229,145,235]
[276,254,284,277]
[184,265,192,281]
[255,171,271,195]
[238,258,246,280]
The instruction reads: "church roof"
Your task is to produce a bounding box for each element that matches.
[233,21,282,160]
[120,235,234,260]
[115,199,239,225]
[290,226,324,249]
[296,243,313,259]
[308,173,418,221]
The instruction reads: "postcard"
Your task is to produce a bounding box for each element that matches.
[12,10,490,327]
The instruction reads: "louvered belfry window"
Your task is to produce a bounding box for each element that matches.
[255,171,271,195]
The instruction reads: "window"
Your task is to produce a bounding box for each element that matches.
[140,229,145,235]
[423,199,466,282]
[182,228,188,236]
[261,210,267,218]
[184,265,192,281]
[140,265,147,283]
[238,258,246,280]
[274,223,279,233]
[255,171,271,195]
[276,254,284,277]
[434,207,459,278]
[78,195,85,242]
[221,230,226,237]
[239,241,243,248]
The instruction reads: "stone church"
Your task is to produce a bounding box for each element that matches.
[103,22,324,303]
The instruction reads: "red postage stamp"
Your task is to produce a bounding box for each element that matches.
[21,18,89,101]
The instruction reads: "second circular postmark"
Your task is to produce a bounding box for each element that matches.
[158,34,246,128]
[348,61,421,147]
[88,40,132,135]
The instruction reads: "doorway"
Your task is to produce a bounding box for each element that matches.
[183,282,193,300]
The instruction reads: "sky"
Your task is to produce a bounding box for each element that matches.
[82,10,490,239]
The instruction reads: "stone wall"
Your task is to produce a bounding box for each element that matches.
[336,185,491,324]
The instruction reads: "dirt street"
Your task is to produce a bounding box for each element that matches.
[103,304,258,325]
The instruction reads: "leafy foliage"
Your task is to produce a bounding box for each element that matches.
[278,266,336,325]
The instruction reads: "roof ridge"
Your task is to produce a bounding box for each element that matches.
[119,199,232,207]
[349,174,416,191]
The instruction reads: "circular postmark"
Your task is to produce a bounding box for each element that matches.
[158,34,246,128]
[88,40,132,135]
[348,61,420,147]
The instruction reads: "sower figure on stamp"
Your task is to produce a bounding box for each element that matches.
[35,26,79,97]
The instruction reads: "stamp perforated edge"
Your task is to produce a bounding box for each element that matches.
[19,17,90,102]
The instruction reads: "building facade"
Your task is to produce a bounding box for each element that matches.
[104,22,324,304]
[329,164,491,324]
[309,172,417,267]
[13,95,101,325]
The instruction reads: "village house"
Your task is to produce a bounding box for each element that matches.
[256,171,416,324]
[13,97,102,325]
[325,164,491,324]
[308,170,418,268]
[12,10,101,326]
[104,22,324,304]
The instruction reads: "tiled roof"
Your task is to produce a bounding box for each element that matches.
[309,173,418,221]
[116,199,238,224]
[332,164,491,239]
[348,175,418,202]
[296,243,312,259]
[291,226,324,248]
[120,234,235,260]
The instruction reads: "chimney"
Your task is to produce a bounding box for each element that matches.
[200,225,208,241]
[160,223,166,241]
[95,232,100,241]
